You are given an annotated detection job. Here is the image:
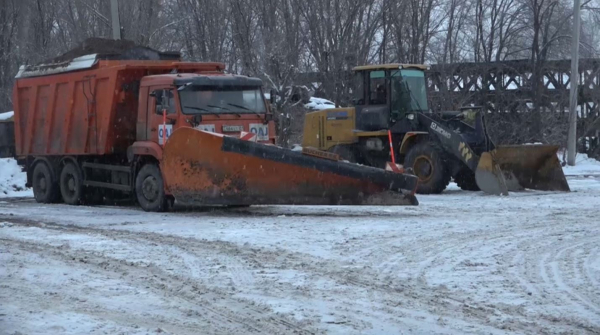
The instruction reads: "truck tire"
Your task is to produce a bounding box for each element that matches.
[329,145,356,162]
[135,164,167,212]
[60,162,84,205]
[454,169,480,191]
[404,141,451,194]
[32,162,60,203]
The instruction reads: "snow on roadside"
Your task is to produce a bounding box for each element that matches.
[561,153,600,176]
[0,111,14,121]
[0,158,31,198]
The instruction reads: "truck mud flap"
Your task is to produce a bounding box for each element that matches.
[475,145,570,195]
[161,128,419,206]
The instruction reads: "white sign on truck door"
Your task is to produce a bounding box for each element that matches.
[158,124,173,145]
[249,123,269,141]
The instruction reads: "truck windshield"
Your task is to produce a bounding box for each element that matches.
[391,69,428,113]
[179,87,266,115]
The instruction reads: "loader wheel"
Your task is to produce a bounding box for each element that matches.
[60,162,84,205]
[135,164,167,212]
[454,169,480,191]
[32,162,60,203]
[404,142,451,194]
[329,145,356,162]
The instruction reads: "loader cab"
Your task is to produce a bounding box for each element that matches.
[352,64,429,131]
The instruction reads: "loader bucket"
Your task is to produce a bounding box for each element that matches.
[161,128,419,206]
[475,145,570,195]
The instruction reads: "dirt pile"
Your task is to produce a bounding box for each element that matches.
[47,37,180,64]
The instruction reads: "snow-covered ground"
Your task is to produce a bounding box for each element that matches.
[1,157,599,334]
[0,158,32,198]
[561,153,600,176]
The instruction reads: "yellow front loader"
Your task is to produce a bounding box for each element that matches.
[302,64,569,195]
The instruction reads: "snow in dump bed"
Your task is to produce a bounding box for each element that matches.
[0,111,14,121]
[0,158,31,198]
[15,54,98,79]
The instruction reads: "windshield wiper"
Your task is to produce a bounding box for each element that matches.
[210,104,241,117]
[227,103,261,117]
[207,104,239,118]
[183,105,209,112]
[183,105,220,118]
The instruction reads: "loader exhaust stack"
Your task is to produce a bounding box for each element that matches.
[161,128,419,206]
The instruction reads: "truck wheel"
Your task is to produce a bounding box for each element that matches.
[32,162,60,203]
[454,169,480,191]
[135,164,167,212]
[329,145,356,162]
[60,162,84,205]
[404,142,451,194]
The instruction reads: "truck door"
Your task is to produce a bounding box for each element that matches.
[147,87,177,145]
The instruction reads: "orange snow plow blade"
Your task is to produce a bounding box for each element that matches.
[161,128,419,206]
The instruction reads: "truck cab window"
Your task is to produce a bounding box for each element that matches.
[369,71,386,105]
[153,90,176,114]
[179,87,266,115]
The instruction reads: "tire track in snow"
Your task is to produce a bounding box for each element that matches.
[370,216,600,334]
[541,239,600,315]
[583,247,600,288]
[4,216,597,334]
[0,234,318,335]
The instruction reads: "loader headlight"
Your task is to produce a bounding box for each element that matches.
[407,113,415,120]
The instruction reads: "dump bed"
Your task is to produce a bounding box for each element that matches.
[13,56,224,157]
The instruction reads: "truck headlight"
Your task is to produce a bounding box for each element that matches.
[407,113,415,120]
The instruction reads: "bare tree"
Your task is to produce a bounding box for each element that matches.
[298,0,382,104]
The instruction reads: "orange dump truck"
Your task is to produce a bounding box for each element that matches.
[13,54,418,211]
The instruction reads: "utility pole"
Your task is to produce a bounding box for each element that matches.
[110,0,121,40]
[567,0,581,166]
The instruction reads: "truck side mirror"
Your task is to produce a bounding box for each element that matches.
[153,89,172,114]
[161,89,171,108]
[269,89,276,104]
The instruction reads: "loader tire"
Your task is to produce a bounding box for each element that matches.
[60,162,84,205]
[135,164,167,212]
[404,141,451,194]
[329,145,356,163]
[454,169,480,191]
[32,162,60,203]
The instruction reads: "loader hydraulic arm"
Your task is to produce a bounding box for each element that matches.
[416,113,480,172]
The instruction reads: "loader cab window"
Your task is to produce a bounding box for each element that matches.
[369,71,387,105]
[352,71,365,105]
[391,70,409,118]
[153,89,176,114]
[391,69,428,113]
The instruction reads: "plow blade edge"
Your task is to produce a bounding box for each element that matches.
[161,128,419,206]
[475,145,570,195]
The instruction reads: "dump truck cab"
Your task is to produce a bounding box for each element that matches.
[136,72,275,149]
